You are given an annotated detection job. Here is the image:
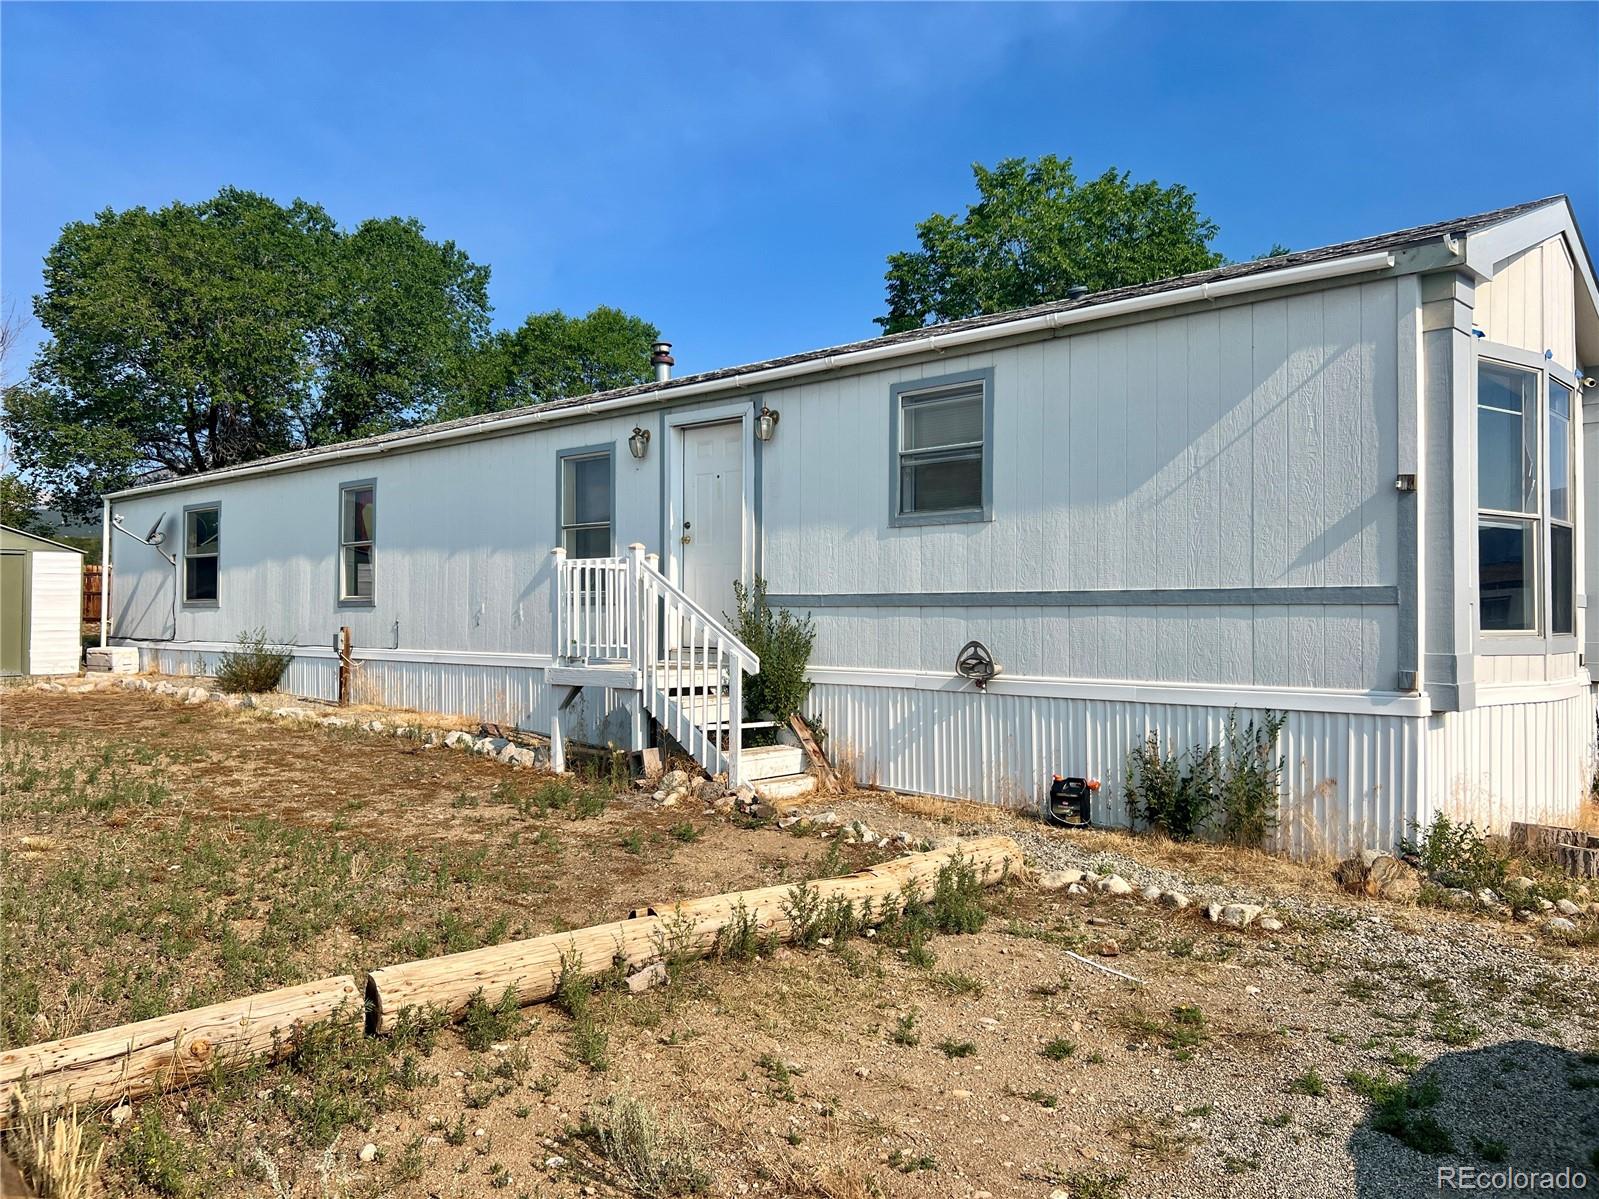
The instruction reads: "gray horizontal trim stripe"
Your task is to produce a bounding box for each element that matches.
[766,586,1400,609]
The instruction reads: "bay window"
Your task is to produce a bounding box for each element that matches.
[1476,356,1578,639]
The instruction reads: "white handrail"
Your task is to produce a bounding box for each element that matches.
[554,544,762,786]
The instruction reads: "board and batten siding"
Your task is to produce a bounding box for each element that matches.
[760,278,1403,694]
[27,552,83,675]
[1473,235,1579,370]
[108,407,687,654]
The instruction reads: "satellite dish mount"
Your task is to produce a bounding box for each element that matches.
[955,640,1001,690]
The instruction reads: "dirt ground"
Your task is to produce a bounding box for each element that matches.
[2,683,1597,1199]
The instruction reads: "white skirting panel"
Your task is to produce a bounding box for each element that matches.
[132,646,636,748]
[1426,691,1594,833]
[809,681,1427,859]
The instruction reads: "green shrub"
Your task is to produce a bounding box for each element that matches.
[930,855,987,935]
[1123,732,1217,840]
[1122,709,1285,847]
[460,986,523,1051]
[1216,710,1286,848]
[116,1107,190,1196]
[590,1093,708,1196]
[727,577,814,726]
[212,628,293,694]
[1399,813,1509,892]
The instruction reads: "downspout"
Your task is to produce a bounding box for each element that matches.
[99,496,110,647]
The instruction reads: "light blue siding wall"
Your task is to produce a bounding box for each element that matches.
[108,401,744,653]
[758,278,1405,692]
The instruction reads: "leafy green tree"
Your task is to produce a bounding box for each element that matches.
[0,472,44,533]
[877,155,1225,334]
[444,306,659,420]
[4,187,490,518]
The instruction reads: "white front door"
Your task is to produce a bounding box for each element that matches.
[679,420,745,620]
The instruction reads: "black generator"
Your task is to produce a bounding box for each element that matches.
[1044,775,1098,828]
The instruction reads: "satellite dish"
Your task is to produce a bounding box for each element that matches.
[145,513,167,545]
[955,640,1001,690]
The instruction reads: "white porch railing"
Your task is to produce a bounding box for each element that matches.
[552,550,632,662]
[551,543,761,785]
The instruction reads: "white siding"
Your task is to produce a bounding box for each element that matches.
[138,645,634,746]
[1474,235,1579,369]
[28,552,81,675]
[810,679,1425,859]
[1426,690,1592,833]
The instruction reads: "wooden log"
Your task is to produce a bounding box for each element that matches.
[0,976,359,1126]
[367,837,1021,1033]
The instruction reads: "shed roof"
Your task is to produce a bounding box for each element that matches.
[108,194,1585,499]
[1,524,86,555]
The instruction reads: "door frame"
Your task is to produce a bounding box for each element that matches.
[1,550,30,677]
[662,402,755,604]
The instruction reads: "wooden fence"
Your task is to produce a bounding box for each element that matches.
[82,565,106,623]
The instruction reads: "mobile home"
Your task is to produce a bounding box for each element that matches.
[103,196,1599,856]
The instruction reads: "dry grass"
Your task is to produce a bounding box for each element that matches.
[6,1094,104,1199]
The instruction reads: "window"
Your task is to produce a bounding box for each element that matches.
[339,483,375,603]
[183,506,219,604]
[1476,362,1539,632]
[891,371,992,524]
[1475,357,1580,640]
[1549,378,1574,636]
[560,451,612,557]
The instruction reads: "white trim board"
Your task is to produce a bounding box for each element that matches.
[805,665,1435,717]
[112,639,556,670]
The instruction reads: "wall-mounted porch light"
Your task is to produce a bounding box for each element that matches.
[628,426,651,460]
[754,406,780,442]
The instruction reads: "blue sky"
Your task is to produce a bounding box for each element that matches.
[3,2,1596,385]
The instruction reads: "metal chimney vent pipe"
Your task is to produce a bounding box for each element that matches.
[650,341,675,383]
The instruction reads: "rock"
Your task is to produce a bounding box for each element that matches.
[1095,940,1120,957]
[1037,870,1083,892]
[322,716,349,727]
[362,720,386,733]
[110,1104,131,1127]
[1507,875,1536,892]
[1158,891,1191,910]
[1216,903,1263,928]
[1066,883,1089,896]
[1535,897,1555,912]
[1140,885,1164,902]
[1204,902,1225,922]
[1545,917,1579,937]
[627,962,669,993]
[1442,887,1475,909]
[660,769,691,794]
[358,1143,378,1163]
[182,688,209,704]
[1097,875,1134,896]
[1258,916,1285,933]
[1475,888,1503,911]
[1556,898,1582,917]
[443,730,473,749]
[1333,849,1420,902]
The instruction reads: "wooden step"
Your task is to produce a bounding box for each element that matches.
[739,744,806,782]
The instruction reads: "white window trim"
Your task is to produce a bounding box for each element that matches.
[1473,340,1581,653]
[338,479,376,607]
